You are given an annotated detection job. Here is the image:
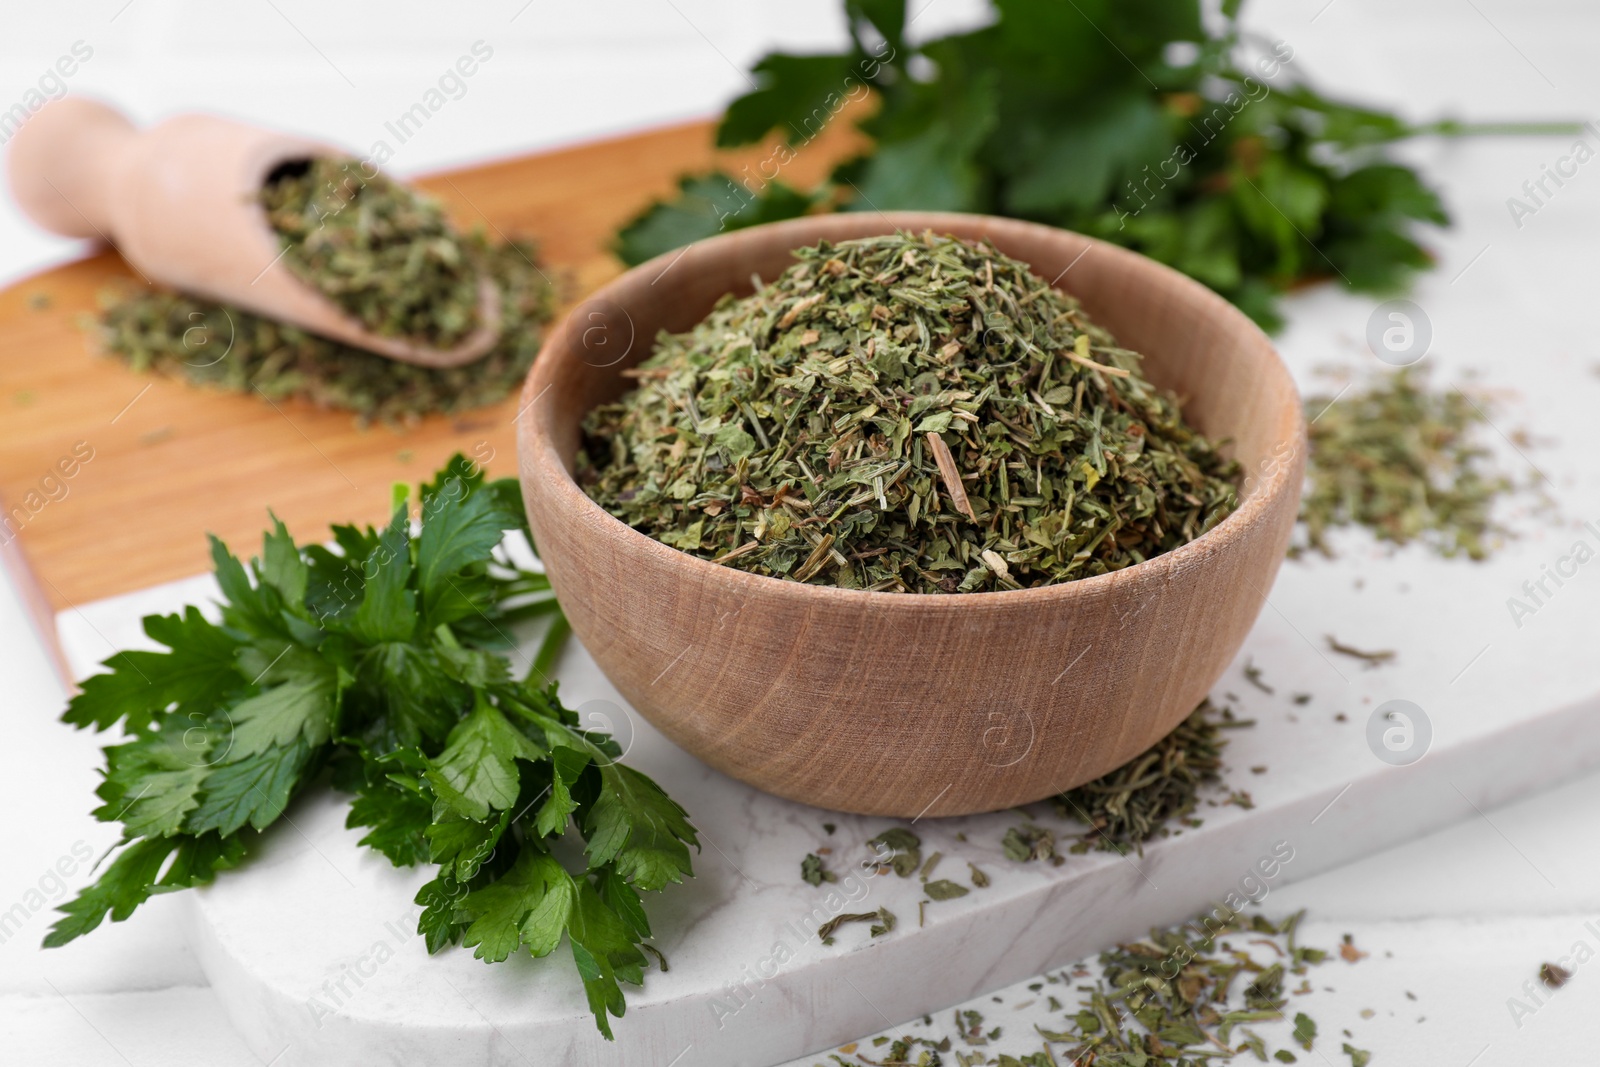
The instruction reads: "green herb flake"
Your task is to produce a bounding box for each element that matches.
[1342,1042,1373,1066]
[924,879,970,901]
[869,826,923,877]
[1293,1011,1317,1050]
[1001,823,1059,865]
[802,852,837,886]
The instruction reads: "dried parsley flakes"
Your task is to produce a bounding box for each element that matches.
[1053,699,1250,855]
[96,231,555,426]
[580,231,1239,593]
[824,908,1358,1066]
[261,158,481,348]
[1296,366,1519,560]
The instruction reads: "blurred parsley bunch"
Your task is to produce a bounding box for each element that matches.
[617,0,1570,330]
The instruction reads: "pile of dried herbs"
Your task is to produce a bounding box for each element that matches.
[96,230,556,426]
[261,158,481,348]
[580,232,1239,593]
[1295,367,1518,560]
[814,908,1369,1066]
[1054,699,1253,855]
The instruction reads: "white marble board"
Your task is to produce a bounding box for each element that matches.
[54,363,1600,1067]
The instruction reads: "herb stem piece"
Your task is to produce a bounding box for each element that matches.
[925,431,976,522]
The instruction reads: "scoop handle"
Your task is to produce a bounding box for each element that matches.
[7,97,138,240]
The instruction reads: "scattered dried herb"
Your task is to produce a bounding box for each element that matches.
[261,158,480,348]
[817,911,877,944]
[1053,699,1247,854]
[817,907,897,945]
[95,230,556,425]
[1343,1042,1373,1066]
[1296,367,1520,560]
[820,908,1360,1066]
[1292,1012,1317,1050]
[1540,961,1571,989]
[968,862,990,888]
[1001,823,1060,865]
[1325,636,1396,668]
[802,852,837,886]
[956,1008,995,1046]
[1243,658,1274,694]
[582,232,1238,593]
[924,879,970,901]
[869,827,923,877]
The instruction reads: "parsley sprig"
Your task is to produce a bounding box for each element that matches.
[615,0,1578,330]
[48,456,696,1039]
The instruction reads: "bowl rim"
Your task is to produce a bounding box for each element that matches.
[518,211,1305,610]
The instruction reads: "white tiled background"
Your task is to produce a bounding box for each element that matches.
[3,1,1600,1064]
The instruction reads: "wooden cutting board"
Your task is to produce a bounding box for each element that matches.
[0,114,864,621]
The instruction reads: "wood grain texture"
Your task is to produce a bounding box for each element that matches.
[6,98,514,368]
[0,113,864,613]
[518,213,1306,817]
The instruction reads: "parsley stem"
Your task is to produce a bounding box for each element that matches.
[496,593,562,626]
[529,611,571,684]
[1414,119,1587,138]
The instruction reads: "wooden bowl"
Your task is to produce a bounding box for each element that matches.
[516,213,1303,817]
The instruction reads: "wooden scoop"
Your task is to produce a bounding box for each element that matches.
[6,98,499,368]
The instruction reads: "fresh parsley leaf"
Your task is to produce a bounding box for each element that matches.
[63,606,242,733]
[459,847,575,963]
[347,775,432,866]
[612,172,814,268]
[536,745,590,837]
[426,807,509,881]
[227,658,338,758]
[350,509,418,644]
[417,482,510,629]
[717,53,859,147]
[584,763,697,892]
[43,832,245,947]
[259,513,308,605]
[185,740,314,836]
[353,641,462,745]
[613,0,1568,329]
[426,695,545,820]
[567,879,647,1040]
[43,837,177,947]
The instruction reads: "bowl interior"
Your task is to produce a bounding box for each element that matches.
[538,212,1298,524]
